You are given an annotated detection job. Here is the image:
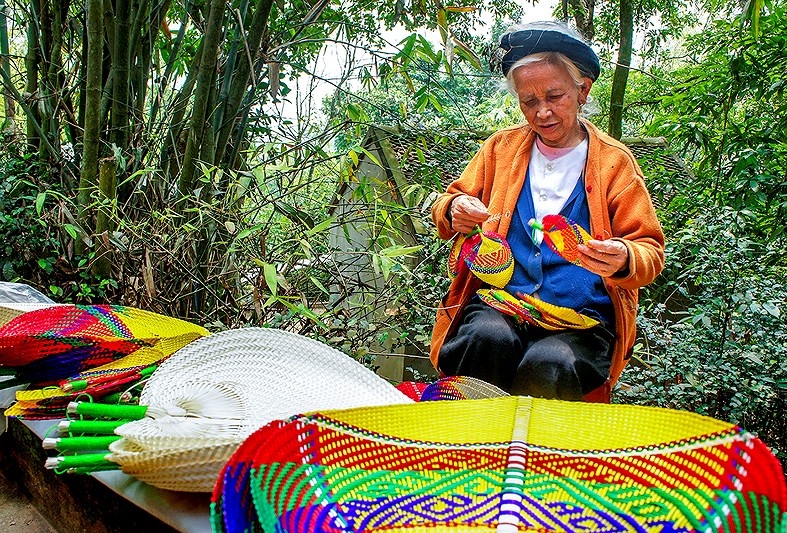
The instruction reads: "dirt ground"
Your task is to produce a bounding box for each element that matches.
[0,472,57,533]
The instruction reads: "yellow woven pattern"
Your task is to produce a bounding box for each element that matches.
[469,233,514,288]
[319,397,735,451]
[323,396,526,444]
[526,399,733,449]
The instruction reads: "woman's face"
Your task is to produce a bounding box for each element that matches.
[512,62,591,148]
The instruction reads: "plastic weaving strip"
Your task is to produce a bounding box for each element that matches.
[212,396,787,533]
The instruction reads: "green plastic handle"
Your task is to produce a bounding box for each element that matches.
[44,435,121,451]
[57,464,121,475]
[46,453,114,470]
[68,402,148,420]
[58,419,129,435]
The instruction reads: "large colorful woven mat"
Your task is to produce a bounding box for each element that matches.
[1,304,208,418]
[212,396,787,533]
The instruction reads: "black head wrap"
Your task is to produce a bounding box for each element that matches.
[500,26,600,80]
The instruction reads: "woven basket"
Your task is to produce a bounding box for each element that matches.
[106,327,413,491]
[213,396,787,532]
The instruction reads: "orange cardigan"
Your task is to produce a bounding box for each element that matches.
[430,120,665,387]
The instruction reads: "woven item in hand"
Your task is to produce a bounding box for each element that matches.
[3,305,207,418]
[477,288,599,330]
[212,396,787,532]
[530,214,594,265]
[449,228,514,288]
[103,327,412,492]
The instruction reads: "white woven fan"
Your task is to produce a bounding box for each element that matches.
[54,327,413,492]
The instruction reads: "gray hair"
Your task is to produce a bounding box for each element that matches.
[503,51,587,96]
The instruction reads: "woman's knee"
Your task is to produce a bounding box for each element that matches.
[512,341,582,400]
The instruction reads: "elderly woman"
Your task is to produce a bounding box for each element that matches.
[430,21,665,401]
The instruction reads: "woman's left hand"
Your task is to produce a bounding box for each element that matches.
[577,239,629,278]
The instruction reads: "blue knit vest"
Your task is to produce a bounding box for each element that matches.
[504,167,614,326]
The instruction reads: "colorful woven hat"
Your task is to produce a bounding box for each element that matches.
[529,214,594,266]
[449,227,514,288]
[2,304,208,418]
[477,288,599,330]
[44,327,413,492]
[212,396,787,532]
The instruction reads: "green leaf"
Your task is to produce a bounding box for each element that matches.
[743,353,764,366]
[397,33,417,65]
[358,147,382,168]
[453,37,482,71]
[762,301,780,318]
[1,262,15,280]
[35,192,46,215]
[277,298,327,329]
[263,262,278,297]
[309,276,330,295]
[306,216,335,236]
[380,244,422,257]
[236,223,265,241]
[437,8,448,44]
[63,224,79,240]
[347,149,359,166]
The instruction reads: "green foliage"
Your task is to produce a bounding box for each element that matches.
[0,150,118,301]
[619,207,787,456]
[615,6,787,459]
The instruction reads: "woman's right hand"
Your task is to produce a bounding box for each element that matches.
[450,195,490,234]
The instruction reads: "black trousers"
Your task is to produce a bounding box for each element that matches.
[437,299,614,400]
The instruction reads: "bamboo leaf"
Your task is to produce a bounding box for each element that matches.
[236,223,265,240]
[306,216,335,236]
[397,33,417,65]
[453,37,482,71]
[437,8,448,44]
[358,147,382,168]
[263,262,278,297]
[309,276,330,295]
[380,244,422,257]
